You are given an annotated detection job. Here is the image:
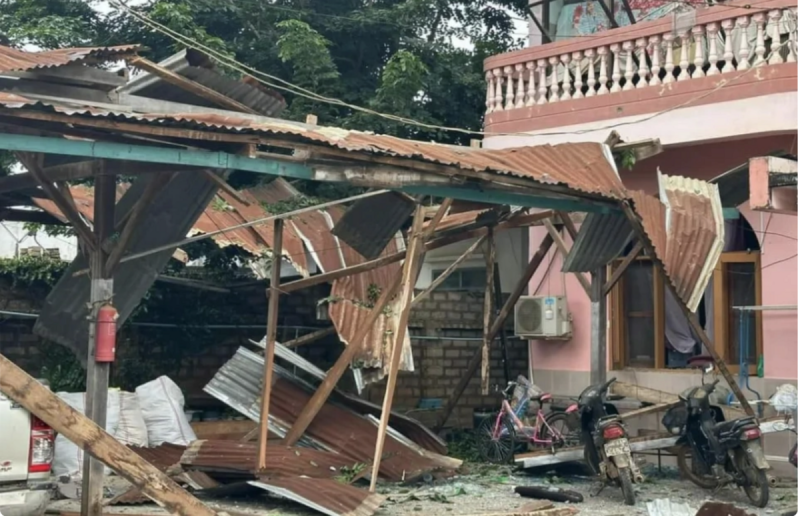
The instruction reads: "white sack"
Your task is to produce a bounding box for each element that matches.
[53,390,122,478]
[135,376,196,446]
[115,392,148,446]
[770,384,798,414]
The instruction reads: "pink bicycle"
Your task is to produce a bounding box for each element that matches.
[478,379,580,464]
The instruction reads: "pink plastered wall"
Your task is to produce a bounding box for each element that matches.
[526,135,797,377]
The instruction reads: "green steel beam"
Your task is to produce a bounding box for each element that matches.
[0,132,315,180]
[0,132,615,213]
[401,185,615,213]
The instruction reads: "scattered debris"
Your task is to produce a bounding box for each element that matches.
[519,500,556,512]
[514,485,584,503]
[695,501,756,516]
[646,499,695,516]
[459,508,579,516]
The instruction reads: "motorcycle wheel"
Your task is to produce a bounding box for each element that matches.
[675,445,719,489]
[618,466,636,506]
[477,414,517,464]
[736,449,770,508]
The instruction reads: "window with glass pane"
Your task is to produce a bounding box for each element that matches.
[727,262,758,365]
[431,267,487,291]
[624,261,656,368]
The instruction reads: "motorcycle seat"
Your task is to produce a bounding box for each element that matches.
[713,417,757,433]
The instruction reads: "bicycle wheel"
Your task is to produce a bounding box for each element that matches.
[477,413,517,464]
[541,412,582,448]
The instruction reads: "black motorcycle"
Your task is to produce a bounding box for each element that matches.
[577,377,642,506]
[662,359,770,508]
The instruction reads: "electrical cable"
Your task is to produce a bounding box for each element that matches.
[113,0,793,139]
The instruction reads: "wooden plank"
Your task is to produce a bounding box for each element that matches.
[105,173,173,275]
[129,57,259,115]
[0,355,216,516]
[82,167,116,516]
[204,170,250,206]
[481,229,496,395]
[282,275,403,446]
[618,201,756,418]
[556,210,580,241]
[282,327,336,348]
[191,420,256,440]
[612,381,745,422]
[542,218,591,297]
[603,240,643,296]
[410,234,487,307]
[257,218,283,470]
[16,152,97,252]
[434,230,555,431]
[368,206,425,492]
[619,402,680,421]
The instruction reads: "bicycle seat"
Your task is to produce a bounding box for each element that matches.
[531,392,552,403]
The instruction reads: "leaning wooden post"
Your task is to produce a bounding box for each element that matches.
[434,230,555,432]
[82,164,116,516]
[368,206,425,492]
[0,355,218,516]
[618,202,756,417]
[481,228,496,395]
[257,218,283,470]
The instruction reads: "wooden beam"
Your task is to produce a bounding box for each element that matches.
[105,173,172,275]
[82,166,116,516]
[368,206,425,492]
[556,211,579,241]
[603,240,644,296]
[129,56,260,115]
[435,231,556,431]
[282,274,403,446]
[619,402,680,421]
[589,267,607,385]
[611,381,745,422]
[282,327,336,348]
[258,218,283,470]
[0,354,216,516]
[16,152,97,252]
[618,201,756,418]
[481,229,496,395]
[204,170,250,206]
[542,218,592,297]
[0,208,64,225]
[411,234,487,307]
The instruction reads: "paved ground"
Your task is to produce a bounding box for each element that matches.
[46,463,798,516]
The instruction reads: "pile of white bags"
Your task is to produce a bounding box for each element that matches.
[53,375,195,480]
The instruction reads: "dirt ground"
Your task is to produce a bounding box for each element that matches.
[46,463,798,516]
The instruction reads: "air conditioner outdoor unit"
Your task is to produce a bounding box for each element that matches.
[514,295,572,339]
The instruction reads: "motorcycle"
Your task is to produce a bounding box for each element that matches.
[662,358,770,508]
[577,376,642,506]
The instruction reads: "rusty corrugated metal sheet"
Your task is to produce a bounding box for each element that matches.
[204,347,462,482]
[128,443,186,473]
[0,93,624,199]
[659,173,724,312]
[251,477,384,516]
[562,212,633,273]
[331,191,415,260]
[0,44,139,73]
[120,48,285,117]
[106,487,150,506]
[180,439,366,481]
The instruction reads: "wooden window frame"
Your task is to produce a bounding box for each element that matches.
[609,252,762,374]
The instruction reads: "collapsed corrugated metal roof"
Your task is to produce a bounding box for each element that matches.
[0,44,139,73]
[250,477,384,516]
[204,347,461,481]
[562,212,634,273]
[119,48,285,117]
[331,191,415,260]
[33,171,220,363]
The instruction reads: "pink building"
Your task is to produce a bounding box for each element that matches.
[482,0,797,460]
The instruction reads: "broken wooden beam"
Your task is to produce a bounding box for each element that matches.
[0,354,217,516]
[543,218,591,297]
[411,234,487,307]
[611,381,744,422]
[603,240,643,296]
[481,228,496,395]
[282,327,336,348]
[619,402,680,421]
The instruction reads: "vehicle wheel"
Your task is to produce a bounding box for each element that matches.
[542,412,581,448]
[477,413,517,464]
[675,445,719,489]
[618,466,636,506]
[737,450,770,508]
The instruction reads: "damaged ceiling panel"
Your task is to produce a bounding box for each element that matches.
[204,347,461,482]
[249,478,384,516]
[33,170,220,362]
[331,191,415,260]
[120,48,285,117]
[562,211,634,273]
[658,173,724,312]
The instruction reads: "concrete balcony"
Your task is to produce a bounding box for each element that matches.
[483,0,797,147]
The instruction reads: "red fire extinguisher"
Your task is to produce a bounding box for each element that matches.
[95,304,118,363]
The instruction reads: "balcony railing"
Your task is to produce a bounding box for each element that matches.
[484,0,797,114]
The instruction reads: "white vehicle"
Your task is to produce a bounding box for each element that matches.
[0,388,55,516]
